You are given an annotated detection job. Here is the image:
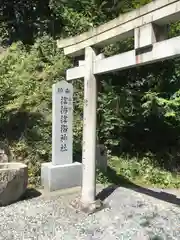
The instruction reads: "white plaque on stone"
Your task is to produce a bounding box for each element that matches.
[52,80,73,165]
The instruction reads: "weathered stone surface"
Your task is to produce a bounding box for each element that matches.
[0,149,8,163]
[96,144,107,172]
[0,162,28,206]
[0,142,13,163]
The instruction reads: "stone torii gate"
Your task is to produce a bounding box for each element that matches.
[57,0,180,209]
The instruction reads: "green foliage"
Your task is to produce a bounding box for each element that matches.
[99,156,180,188]
[96,56,180,172]
[0,0,154,45]
[1,0,180,188]
[96,169,109,185]
[0,0,58,45]
[0,36,71,185]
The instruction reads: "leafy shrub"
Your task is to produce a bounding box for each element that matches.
[105,156,180,188]
[0,36,71,185]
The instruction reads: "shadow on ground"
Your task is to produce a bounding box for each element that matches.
[96,167,180,206]
[21,188,42,200]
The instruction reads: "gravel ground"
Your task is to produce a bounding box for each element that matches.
[0,185,180,240]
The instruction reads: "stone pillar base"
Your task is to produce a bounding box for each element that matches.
[41,162,82,192]
[71,197,107,215]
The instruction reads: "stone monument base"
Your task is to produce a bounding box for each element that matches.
[41,162,82,192]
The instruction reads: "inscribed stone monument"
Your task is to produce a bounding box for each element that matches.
[41,80,82,192]
[52,80,73,165]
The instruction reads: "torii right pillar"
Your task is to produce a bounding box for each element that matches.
[81,46,98,208]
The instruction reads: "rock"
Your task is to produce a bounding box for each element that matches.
[0,142,13,163]
[0,162,28,206]
[96,144,107,172]
[0,149,8,163]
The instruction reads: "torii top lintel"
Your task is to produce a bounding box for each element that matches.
[57,0,180,57]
